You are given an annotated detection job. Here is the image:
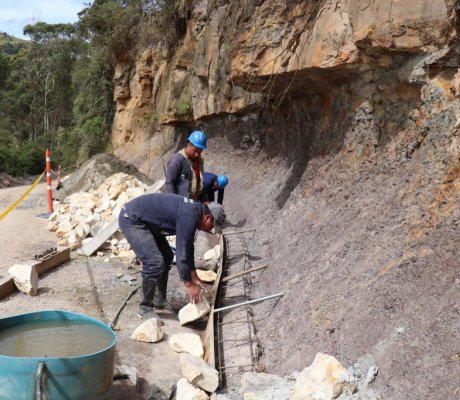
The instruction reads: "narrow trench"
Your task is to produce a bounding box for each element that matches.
[214,229,265,393]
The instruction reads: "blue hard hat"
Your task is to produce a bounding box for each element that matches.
[217,175,228,189]
[188,130,207,150]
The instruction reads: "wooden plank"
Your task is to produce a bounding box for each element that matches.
[80,218,119,256]
[203,234,225,400]
[0,278,17,300]
[0,247,71,300]
[35,247,71,275]
[80,179,165,256]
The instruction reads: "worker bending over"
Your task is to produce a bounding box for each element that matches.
[118,193,225,322]
[203,172,228,205]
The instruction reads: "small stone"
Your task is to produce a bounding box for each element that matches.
[131,319,163,342]
[169,333,204,358]
[179,298,211,325]
[366,365,378,384]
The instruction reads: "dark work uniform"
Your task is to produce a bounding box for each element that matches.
[203,172,224,205]
[119,193,204,284]
[166,150,205,200]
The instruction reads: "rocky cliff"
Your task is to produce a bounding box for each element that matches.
[112,1,460,398]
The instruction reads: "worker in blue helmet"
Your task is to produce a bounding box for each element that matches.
[202,172,228,205]
[166,130,208,201]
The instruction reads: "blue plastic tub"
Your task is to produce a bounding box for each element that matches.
[0,310,116,400]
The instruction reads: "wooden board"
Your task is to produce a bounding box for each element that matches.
[0,247,70,300]
[80,179,165,257]
[79,218,119,257]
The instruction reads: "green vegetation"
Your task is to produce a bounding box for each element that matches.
[138,111,159,128]
[171,93,192,116]
[0,1,184,176]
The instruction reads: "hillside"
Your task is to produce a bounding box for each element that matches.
[0,32,28,54]
[108,1,460,398]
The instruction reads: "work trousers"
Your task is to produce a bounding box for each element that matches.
[118,211,174,285]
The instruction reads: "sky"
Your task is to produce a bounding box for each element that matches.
[0,0,87,39]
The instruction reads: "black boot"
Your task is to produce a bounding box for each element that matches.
[138,281,163,324]
[153,270,181,312]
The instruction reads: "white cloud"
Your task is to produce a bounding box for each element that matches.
[0,0,87,39]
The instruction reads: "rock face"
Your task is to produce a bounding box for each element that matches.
[109,1,460,398]
[111,0,457,175]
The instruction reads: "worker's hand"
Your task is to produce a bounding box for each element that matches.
[185,282,202,304]
[190,270,205,291]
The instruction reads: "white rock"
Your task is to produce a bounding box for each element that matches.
[203,245,221,261]
[291,353,353,400]
[169,333,204,358]
[8,261,39,296]
[47,220,58,232]
[180,352,219,393]
[131,319,163,342]
[176,377,209,400]
[366,366,378,384]
[179,298,211,325]
[196,270,217,283]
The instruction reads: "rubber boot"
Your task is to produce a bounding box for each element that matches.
[153,270,180,312]
[137,281,164,324]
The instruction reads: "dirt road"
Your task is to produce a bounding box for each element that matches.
[0,182,217,399]
[0,182,57,279]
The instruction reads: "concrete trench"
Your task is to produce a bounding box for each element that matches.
[211,228,276,398]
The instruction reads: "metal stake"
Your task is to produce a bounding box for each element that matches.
[213,293,283,313]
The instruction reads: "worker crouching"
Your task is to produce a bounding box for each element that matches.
[118,193,225,324]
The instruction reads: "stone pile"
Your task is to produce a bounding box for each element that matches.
[46,172,149,254]
[130,319,219,399]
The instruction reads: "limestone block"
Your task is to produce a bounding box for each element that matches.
[117,249,134,259]
[90,221,105,237]
[196,270,217,283]
[201,259,218,272]
[291,353,353,400]
[179,298,211,325]
[176,378,209,400]
[56,220,77,238]
[67,231,82,247]
[65,192,95,210]
[180,352,219,393]
[47,220,58,232]
[125,187,145,198]
[8,261,39,296]
[108,184,126,200]
[203,245,220,261]
[48,212,59,222]
[116,193,130,209]
[75,222,90,239]
[85,213,101,226]
[169,333,204,358]
[131,319,163,342]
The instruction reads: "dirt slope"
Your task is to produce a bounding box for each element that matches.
[196,119,460,399]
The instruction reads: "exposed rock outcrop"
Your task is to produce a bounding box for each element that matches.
[108,1,460,398]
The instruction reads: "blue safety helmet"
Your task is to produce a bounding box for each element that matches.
[188,130,207,150]
[217,175,229,189]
